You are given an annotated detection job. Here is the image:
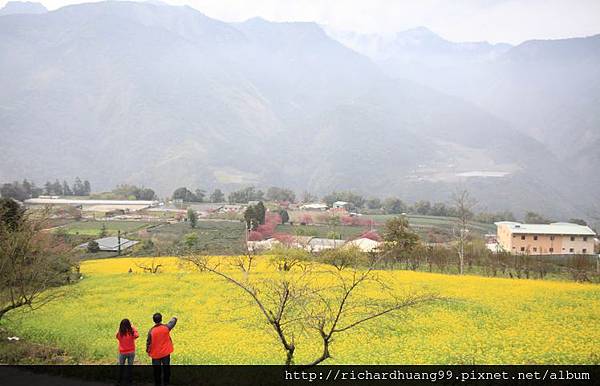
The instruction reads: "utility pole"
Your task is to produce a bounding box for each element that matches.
[117,229,121,256]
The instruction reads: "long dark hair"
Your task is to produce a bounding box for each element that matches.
[118,319,134,337]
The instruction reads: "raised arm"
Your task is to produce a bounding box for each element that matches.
[166,317,178,330]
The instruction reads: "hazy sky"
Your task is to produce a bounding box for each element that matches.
[3,0,600,44]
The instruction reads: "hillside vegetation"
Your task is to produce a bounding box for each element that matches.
[1,1,598,218]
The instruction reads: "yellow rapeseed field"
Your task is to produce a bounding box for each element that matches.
[3,256,600,364]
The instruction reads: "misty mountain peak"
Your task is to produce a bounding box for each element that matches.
[0,1,47,16]
[397,26,441,39]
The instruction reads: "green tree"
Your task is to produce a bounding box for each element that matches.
[187,208,197,228]
[87,240,100,253]
[99,223,107,238]
[279,209,290,224]
[194,189,206,203]
[72,177,85,196]
[228,186,264,203]
[62,180,73,196]
[322,191,365,210]
[381,216,419,266]
[266,187,296,203]
[83,180,91,195]
[173,187,197,202]
[184,232,199,249]
[366,197,382,210]
[51,179,63,196]
[413,200,432,215]
[255,201,266,225]
[0,198,25,230]
[382,197,406,214]
[209,189,225,203]
[0,182,28,202]
[244,205,258,230]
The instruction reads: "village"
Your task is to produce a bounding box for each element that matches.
[21,192,600,273]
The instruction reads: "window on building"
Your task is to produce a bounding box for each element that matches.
[583,237,588,242]
[520,247,525,252]
[533,235,538,240]
[549,247,554,253]
[583,249,587,253]
[569,248,574,253]
[533,247,537,252]
[570,236,575,241]
[550,236,555,241]
[521,235,526,240]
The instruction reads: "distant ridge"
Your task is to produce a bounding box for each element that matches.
[0,1,47,15]
[0,1,598,220]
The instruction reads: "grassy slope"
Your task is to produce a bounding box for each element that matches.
[2,257,599,365]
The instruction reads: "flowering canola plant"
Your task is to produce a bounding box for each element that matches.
[3,256,600,364]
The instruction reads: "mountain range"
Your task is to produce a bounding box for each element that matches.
[0,1,598,220]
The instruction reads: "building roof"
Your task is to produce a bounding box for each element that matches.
[308,238,346,248]
[495,221,596,236]
[333,201,349,206]
[299,203,328,209]
[25,198,157,206]
[346,238,381,252]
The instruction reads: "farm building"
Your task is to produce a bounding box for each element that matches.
[345,237,382,253]
[248,236,366,253]
[332,201,350,209]
[218,204,245,213]
[495,221,596,255]
[79,236,139,252]
[299,203,328,211]
[308,238,346,252]
[24,198,157,213]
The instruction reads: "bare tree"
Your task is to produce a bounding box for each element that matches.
[452,189,477,275]
[182,248,438,366]
[136,257,162,274]
[0,203,74,320]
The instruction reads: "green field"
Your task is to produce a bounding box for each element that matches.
[144,220,246,255]
[56,221,156,236]
[275,223,368,239]
[277,214,494,242]
[363,214,495,234]
[2,257,599,365]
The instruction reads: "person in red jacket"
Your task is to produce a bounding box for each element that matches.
[147,313,177,386]
[116,318,138,385]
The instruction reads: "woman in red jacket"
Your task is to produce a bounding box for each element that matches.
[116,318,138,385]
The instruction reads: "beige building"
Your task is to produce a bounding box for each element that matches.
[495,222,596,255]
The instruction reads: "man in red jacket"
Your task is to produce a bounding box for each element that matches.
[147,313,177,386]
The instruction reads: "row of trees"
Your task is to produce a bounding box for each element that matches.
[172,187,224,203]
[111,184,156,200]
[173,186,296,204]
[0,177,91,201]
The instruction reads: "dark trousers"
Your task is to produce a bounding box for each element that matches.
[152,355,171,386]
[117,353,135,386]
